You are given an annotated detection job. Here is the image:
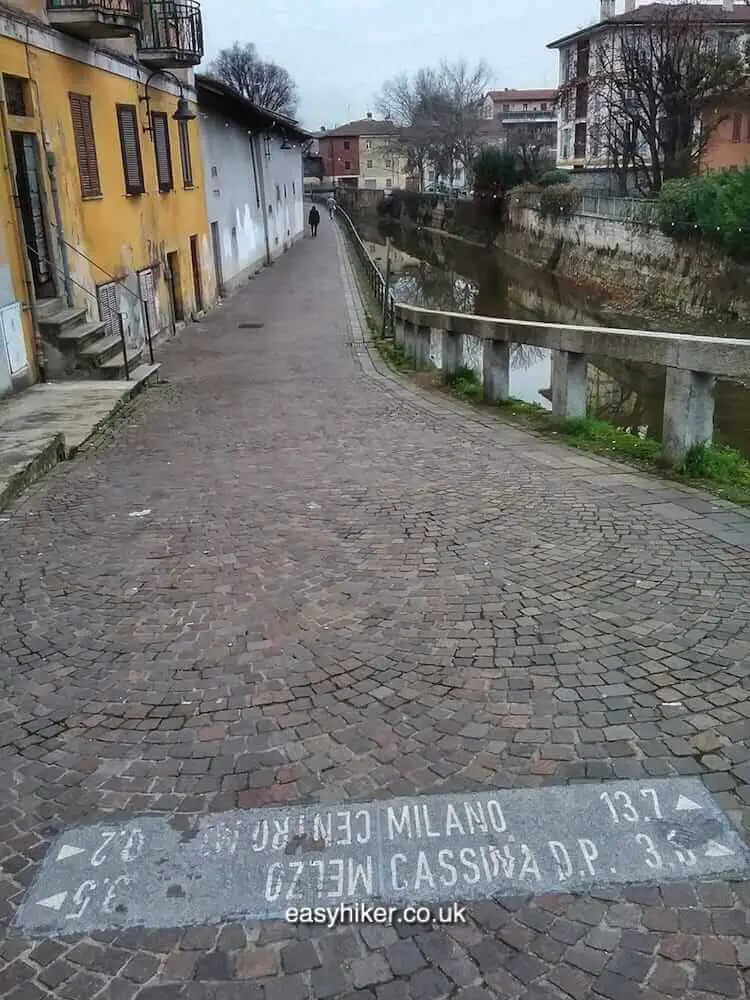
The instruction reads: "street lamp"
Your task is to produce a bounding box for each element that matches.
[140,69,195,138]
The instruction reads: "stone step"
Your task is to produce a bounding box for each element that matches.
[56,320,108,351]
[38,305,88,336]
[79,334,126,366]
[98,348,144,379]
[36,297,66,320]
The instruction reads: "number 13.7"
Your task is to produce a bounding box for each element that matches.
[600,788,662,823]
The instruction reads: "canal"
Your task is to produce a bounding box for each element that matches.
[351,215,750,459]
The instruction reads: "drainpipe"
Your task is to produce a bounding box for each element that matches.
[0,80,46,381]
[46,150,74,308]
[252,133,272,266]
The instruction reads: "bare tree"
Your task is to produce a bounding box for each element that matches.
[209,42,299,117]
[377,60,491,191]
[588,2,746,194]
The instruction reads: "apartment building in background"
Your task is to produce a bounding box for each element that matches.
[0,0,210,394]
[483,89,558,164]
[318,114,409,190]
[547,0,750,187]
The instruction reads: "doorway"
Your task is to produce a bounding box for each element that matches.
[11,131,55,299]
[210,221,223,296]
[189,234,203,313]
[166,250,184,322]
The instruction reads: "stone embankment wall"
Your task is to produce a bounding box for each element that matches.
[504,202,750,325]
[339,188,750,325]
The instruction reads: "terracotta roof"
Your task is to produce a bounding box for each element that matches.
[548,2,750,49]
[319,117,397,137]
[487,89,557,102]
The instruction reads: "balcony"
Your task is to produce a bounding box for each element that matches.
[137,0,203,68]
[46,0,142,39]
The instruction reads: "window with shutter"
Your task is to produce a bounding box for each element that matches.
[178,119,193,188]
[152,112,174,193]
[69,93,101,198]
[116,104,145,195]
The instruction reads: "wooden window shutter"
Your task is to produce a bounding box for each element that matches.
[178,119,193,187]
[116,104,145,195]
[152,112,174,192]
[69,93,101,198]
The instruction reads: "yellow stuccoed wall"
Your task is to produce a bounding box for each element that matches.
[0,28,214,362]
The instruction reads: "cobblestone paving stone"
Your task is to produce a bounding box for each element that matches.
[0,216,749,999]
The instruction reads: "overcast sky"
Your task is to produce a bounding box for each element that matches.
[198,0,600,131]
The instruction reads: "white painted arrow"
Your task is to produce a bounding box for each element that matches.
[705,841,734,858]
[37,892,68,911]
[675,795,702,812]
[56,844,85,861]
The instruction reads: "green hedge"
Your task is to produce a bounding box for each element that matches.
[658,170,750,260]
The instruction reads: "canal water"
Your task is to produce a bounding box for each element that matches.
[353,216,750,459]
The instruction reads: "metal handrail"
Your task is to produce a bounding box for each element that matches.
[331,201,397,337]
[53,230,154,365]
[25,244,131,380]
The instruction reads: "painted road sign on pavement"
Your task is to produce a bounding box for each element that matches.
[14,777,750,936]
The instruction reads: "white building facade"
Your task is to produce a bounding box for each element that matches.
[197,76,307,294]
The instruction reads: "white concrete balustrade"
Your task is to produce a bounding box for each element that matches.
[393,303,750,465]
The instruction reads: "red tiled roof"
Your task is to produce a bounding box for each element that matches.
[487,89,557,102]
[318,118,397,137]
[548,2,750,49]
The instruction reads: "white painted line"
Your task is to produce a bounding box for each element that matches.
[57,845,85,861]
[675,795,702,812]
[37,892,68,910]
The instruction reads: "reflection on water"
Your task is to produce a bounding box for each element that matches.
[355,217,750,457]
[392,263,552,410]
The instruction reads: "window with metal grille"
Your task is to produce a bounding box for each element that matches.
[97,282,120,340]
[116,104,145,195]
[3,75,29,116]
[178,119,193,187]
[69,93,101,198]
[137,267,159,336]
[151,112,173,192]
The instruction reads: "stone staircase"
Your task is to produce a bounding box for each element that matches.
[37,298,145,380]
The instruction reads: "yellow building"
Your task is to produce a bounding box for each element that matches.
[0,0,212,393]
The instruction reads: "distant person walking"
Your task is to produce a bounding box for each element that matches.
[308,204,320,237]
[327,193,336,219]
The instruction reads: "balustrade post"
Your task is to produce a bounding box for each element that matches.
[441,328,460,377]
[662,368,715,467]
[414,325,431,370]
[394,313,406,349]
[482,339,511,403]
[551,349,586,420]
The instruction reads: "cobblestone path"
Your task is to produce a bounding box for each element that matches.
[0,216,748,999]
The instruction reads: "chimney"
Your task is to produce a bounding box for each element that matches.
[600,0,615,19]
[624,0,636,11]
[723,0,734,11]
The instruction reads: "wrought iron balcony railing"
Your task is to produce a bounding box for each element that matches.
[46,0,142,38]
[137,0,204,68]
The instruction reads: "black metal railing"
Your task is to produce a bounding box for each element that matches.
[47,0,142,16]
[138,0,203,62]
[317,195,395,337]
